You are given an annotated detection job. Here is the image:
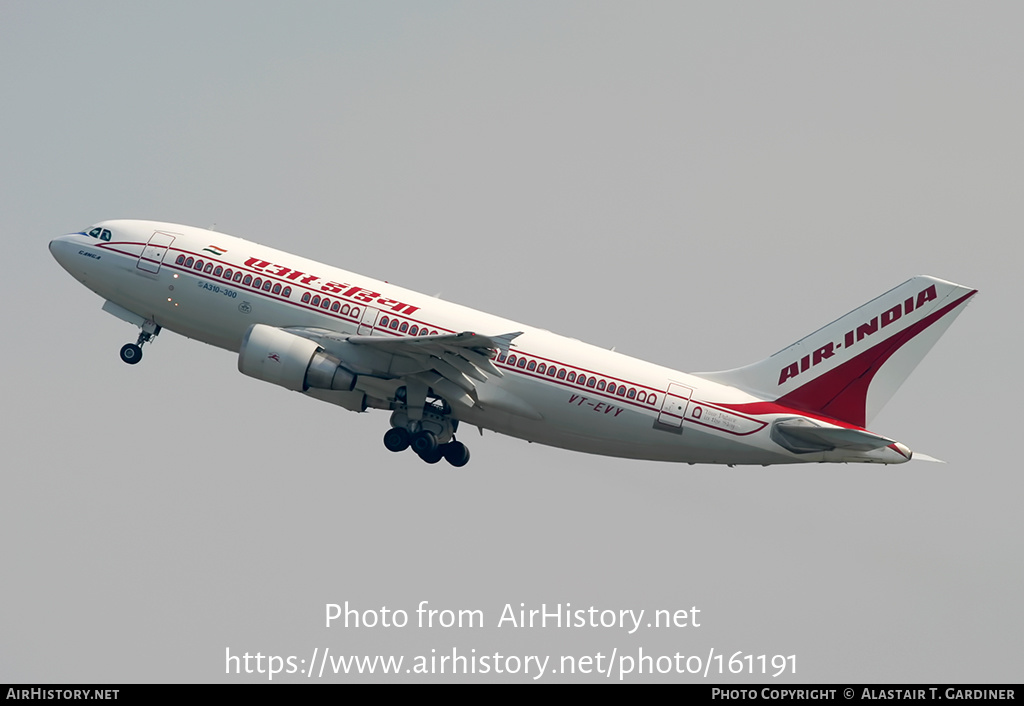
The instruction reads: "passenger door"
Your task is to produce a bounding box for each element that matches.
[137,231,177,274]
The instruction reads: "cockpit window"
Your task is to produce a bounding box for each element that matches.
[83,227,111,240]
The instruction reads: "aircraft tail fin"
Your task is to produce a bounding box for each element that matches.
[696,276,977,427]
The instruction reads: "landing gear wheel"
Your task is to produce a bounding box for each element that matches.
[418,447,444,464]
[119,343,142,365]
[383,428,411,452]
[443,441,470,467]
[410,430,438,456]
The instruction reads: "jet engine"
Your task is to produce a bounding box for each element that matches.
[238,324,357,393]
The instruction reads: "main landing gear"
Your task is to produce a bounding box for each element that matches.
[382,386,472,467]
[119,321,161,365]
[383,428,471,466]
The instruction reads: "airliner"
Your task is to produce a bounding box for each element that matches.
[49,220,976,467]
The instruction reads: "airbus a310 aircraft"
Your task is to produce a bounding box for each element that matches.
[50,220,976,467]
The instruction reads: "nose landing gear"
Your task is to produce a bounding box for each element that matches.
[119,321,161,365]
[119,342,143,364]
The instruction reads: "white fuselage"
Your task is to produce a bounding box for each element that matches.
[49,220,912,466]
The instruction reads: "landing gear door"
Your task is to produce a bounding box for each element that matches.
[357,306,380,335]
[657,383,694,428]
[137,231,177,274]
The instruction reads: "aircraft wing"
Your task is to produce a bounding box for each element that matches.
[284,327,539,417]
[346,330,520,361]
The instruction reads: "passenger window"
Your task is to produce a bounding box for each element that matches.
[204,263,214,274]
[518,358,527,369]
[282,286,291,296]
[224,269,233,279]
[185,257,194,268]
[627,388,636,399]
[253,277,262,288]
[234,272,243,283]
[194,260,204,270]
[175,255,185,265]
[400,323,409,333]
[331,301,340,312]
[527,361,536,371]
[567,372,576,383]
[264,281,273,292]
[301,293,310,303]
[557,369,566,379]
[380,316,390,328]
[507,355,517,366]
[537,363,546,374]
[214,266,223,277]
[587,378,596,388]
[390,319,399,329]
[547,367,556,377]
[597,380,605,391]
[410,325,419,335]
[273,283,281,294]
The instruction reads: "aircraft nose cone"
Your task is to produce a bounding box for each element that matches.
[49,235,68,264]
[49,234,80,273]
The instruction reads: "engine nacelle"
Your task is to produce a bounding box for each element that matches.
[238,324,357,393]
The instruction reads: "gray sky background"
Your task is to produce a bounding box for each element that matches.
[2,1,1021,683]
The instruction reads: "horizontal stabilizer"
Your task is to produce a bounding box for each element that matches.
[771,417,896,454]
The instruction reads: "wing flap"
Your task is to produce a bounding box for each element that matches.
[440,350,489,383]
[458,346,505,378]
[424,355,477,394]
[410,372,476,409]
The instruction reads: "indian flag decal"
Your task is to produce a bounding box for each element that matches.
[203,245,227,256]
